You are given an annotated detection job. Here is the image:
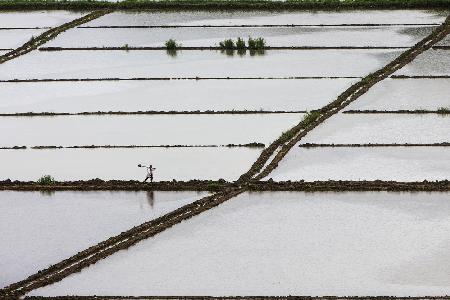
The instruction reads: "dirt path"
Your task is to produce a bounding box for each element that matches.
[0,10,110,64]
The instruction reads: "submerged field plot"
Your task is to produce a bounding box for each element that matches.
[1,7,450,299]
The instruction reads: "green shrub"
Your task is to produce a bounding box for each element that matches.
[235,37,246,50]
[37,175,55,185]
[248,37,266,50]
[165,39,180,50]
[437,107,450,115]
[219,39,234,50]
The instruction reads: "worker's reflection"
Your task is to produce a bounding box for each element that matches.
[146,191,155,209]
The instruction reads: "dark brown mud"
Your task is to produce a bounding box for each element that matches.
[299,142,450,147]
[39,46,409,51]
[343,109,450,114]
[25,143,265,149]
[249,180,450,192]
[0,76,361,83]
[0,110,305,117]
[79,24,441,28]
[0,10,111,64]
[0,179,231,192]
[21,297,450,300]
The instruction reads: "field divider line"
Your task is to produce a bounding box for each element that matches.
[0,76,361,82]
[0,143,266,150]
[20,296,450,300]
[0,179,231,192]
[38,46,410,51]
[0,110,306,117]
[0,10,111,64]
[298,143,450,148]
[249,180,450,192]
[244,14,450,181]
[392,75,450,79]
[78,23,441,28]
[343,109,450,114]
[2,180,449,193]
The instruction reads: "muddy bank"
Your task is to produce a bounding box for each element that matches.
[249,180,450,191]
[2,0,450,10]
[0,143,265,150]
[0,110,304,117]
[22,297,450,300]
[39,46,408,51]
[0,179,231,192]
[344,109,450,114]
[0,76,360,83]
[299,142,450,147]
[0,10,110,64]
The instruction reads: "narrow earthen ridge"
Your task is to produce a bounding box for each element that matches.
[248,15,450,181]
[0,110,305,117]
[343,109,450,114]
[0,179,231,192]
[22,295,450,300]
[78,23,440,28]
[299,143,450,147]
[1,179,448,192]
[0,76,361,83]
[0,10,110,64]
[39,46,409,51]
[249,180,450,192]
[0,187,245,297]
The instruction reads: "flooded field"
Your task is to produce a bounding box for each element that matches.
[0,114,302,147]
[0,11,84,28]
[300,114,450,144]
[0,190,207,287]
[0,79,356,113]
[86,10,448,26]
[268,147,450,181]
[345,78,450,110]
[0,49,403,80]
[45,26,434,48]
[29,191,450,296]
[0,147,261,181]
[394,49,450,76]
[0,29,47,49]
[1,7,449,299]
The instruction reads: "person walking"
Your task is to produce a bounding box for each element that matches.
[143,164,156,183]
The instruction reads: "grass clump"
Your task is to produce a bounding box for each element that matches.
[235,37,246,50]
[248,37,265,50]
[165,39,181,50]
[219,39,235,50]
[37,175,55,185]
[437,107,450,115]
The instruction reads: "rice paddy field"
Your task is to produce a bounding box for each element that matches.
[1,5,449,300]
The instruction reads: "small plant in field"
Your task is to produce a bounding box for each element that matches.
[437,107,450,115]
[37,175,55,185]
[248,37,265,50]
[165,39,180,50]
[235,37,246,50]
[219,39,234,50]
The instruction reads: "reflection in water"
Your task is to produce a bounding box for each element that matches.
[146,191,155,208]
[39,190,55,197]
[166,49,178,57]
[220,49,265,57]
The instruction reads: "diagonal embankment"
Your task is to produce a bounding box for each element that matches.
[0,10,110,64]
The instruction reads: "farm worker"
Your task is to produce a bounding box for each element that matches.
[144,164,156,183]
